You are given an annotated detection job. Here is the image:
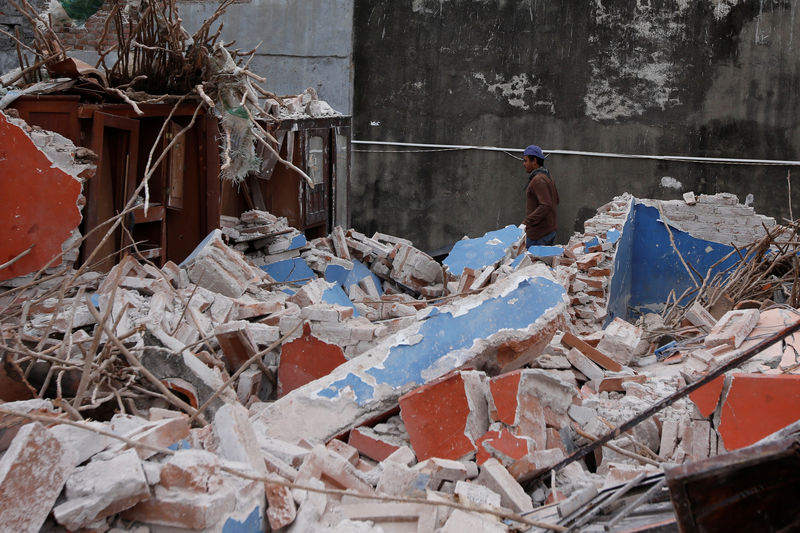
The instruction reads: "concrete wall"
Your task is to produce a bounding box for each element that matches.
[351,0,800,253]
[177,0,354,115]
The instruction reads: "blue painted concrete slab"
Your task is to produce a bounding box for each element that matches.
[607,202,741,323]
[325,259,383,296]
[528,245,564,257]
[443,225,523,277]
[607,229,621,244]
[254,266,569,443]
[321,284,359,317]
[260,257,316,285]
[180,229,219,267]
[319,275,565,404]
[289,234,307,250]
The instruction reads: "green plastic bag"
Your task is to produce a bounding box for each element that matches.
[58,0,105,26]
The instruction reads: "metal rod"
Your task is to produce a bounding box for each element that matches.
[527,318,800,486]
[567,473,647,532]
[604,478,667,530]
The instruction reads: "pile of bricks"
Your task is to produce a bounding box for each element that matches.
[557,196,631,334]
[3,188,800,531]
[646,192,777,246]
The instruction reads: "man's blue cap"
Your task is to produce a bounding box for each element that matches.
[523,145,545,159]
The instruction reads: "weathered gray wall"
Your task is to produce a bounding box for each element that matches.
[351,0,800,253]
[177,0,353,114]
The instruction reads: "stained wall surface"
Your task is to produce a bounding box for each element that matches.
[351,0,800,252]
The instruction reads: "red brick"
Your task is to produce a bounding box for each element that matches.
[0,423,76,531]
[278,323,347,396]
[705,309,760,349]
[326,438,360,466]
[266,474,296,530]
[214,321,258,372]
[348,427,402,462]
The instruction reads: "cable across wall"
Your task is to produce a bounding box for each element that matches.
[352,140,800,166]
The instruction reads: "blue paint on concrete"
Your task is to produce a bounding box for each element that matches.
[607,202,741,322]
[528,246,564,257]
[317,276,565,405]
[180,229,218,267]
[607,229,621,244]
[443,225,523,277]
[325,259,383,296]
[90,293,100,309]
[222,506,263,533]
[321,284,359,317]
[289,234,307,250]
[319,373,374,403]
[260,258,316,285]
[584,237,600,253]
[168,439,192,451]
[511,254,527,269]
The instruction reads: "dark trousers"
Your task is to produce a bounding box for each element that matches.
[526,230,557,248]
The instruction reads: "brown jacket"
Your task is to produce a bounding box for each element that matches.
[523,168,559,240]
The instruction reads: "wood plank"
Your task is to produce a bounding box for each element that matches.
[561,332,623,372]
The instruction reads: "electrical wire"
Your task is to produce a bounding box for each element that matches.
[352,140,800,166]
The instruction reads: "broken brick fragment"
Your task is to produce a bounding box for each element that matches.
[0,422,78,532]
[399,371,489,461]
[717,373,800,450]
[278,322,347,397]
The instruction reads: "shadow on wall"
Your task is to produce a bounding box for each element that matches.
[607,202,742,323]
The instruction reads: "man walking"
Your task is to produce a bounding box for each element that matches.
[522,144,558,247]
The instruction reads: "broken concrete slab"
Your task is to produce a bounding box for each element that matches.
[250,264,569,443]
[0,111,92,281]
[443,225,523,277]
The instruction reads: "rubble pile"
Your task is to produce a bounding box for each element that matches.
[3,192,800,532]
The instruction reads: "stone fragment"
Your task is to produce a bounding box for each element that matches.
[414,457,468,491]
[336,502,437,532]
[295,444,374,494]
[160,449,221,491]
